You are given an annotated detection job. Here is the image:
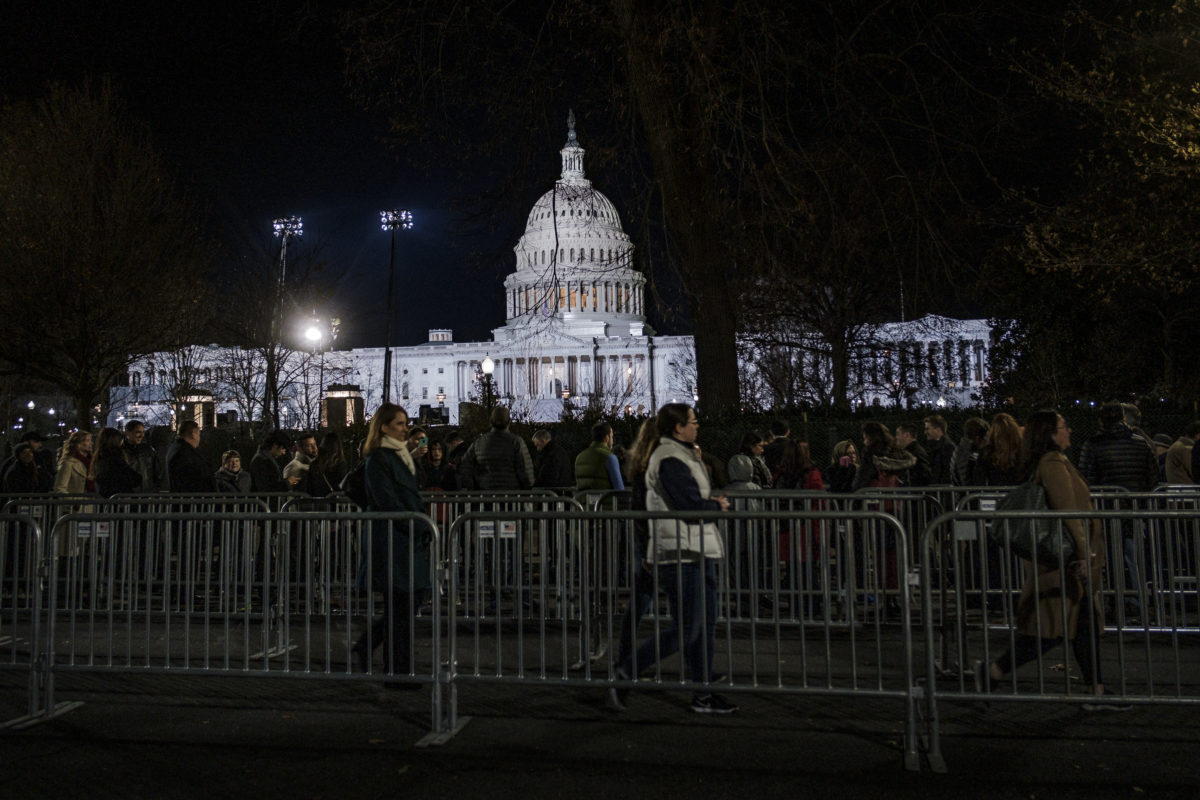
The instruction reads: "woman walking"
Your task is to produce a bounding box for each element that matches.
[352,403,431,681]
[612,403,736,714]
[976,410,1121,710]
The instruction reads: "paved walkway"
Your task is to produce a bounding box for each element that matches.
[2,668,1197,799]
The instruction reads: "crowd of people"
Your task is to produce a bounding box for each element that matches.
[3,400,1193,714]
[4,403,1196,503]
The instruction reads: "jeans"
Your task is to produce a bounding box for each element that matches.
[619,559,719,684]
[615,563,657,671]
[1121,532,1144,613]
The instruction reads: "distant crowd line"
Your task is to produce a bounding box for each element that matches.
[1,403,1196,501]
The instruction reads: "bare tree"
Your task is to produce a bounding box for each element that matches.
[0,80,212,427]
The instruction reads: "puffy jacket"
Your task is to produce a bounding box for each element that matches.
[645,437,724,563]
[457,429,534,490]
[1078,423,1158,491]
[575,442,617,490]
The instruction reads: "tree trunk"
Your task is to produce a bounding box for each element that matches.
[614,0,741,414]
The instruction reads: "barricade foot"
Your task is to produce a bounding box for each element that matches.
[249,643,299,660]
[919,734,947,773]
[1,700,84,731]
[416,714,470,748]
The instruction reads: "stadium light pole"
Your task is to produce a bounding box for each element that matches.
[270,216,303,428]
[380,210,413,404]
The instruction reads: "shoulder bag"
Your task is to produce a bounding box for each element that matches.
[989,472,1075,567]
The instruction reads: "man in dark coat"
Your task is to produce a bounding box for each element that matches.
[1079,402,1159,617]
[894,423,932,487]
[531,429,573,489]
[165,421,213,492]
[762,420,790,476]
[457,407,534,490]
[250,431,294,493]
[922,415,957,485]
[123,421,164,492]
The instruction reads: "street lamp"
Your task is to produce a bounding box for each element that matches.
[436,391,446,423]
[480,354,496,413]
[380,209,413,403]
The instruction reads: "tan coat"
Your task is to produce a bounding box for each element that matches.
[1164,439,1193,484]
[1015,451,1104,640]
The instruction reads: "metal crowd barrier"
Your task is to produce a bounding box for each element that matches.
[0,511,84,728]
[443,508,922,770]
[4,510,451,742]
[920,507,1200,773]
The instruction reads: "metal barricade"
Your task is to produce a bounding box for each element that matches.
[920,507,1200,773]
[444,508,922,770]
[0,512,74,728]
[24,510,451,742]
[722,490,856,626]
[846,489,944,621]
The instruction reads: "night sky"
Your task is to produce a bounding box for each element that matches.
[3,2,521,350]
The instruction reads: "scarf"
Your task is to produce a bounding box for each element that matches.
[378,434,417,475]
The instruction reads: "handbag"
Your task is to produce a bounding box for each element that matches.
[989,474,1076,567]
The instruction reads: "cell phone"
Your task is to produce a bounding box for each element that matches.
[419,436,428,447]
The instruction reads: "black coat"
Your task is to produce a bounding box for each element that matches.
[166,438,214,493]
[1078,423,1158,491]
[95,456,142,498]
[249,450,289,493]
[2,461,52,493]
[533,440,573,489]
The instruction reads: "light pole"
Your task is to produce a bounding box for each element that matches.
[436,391,446,423]
[380,210,413,404]
[302,315,339,429]
[270,216,303,428]
[481,354,496,414]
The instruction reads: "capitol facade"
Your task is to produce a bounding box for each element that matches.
[108,116,992,430]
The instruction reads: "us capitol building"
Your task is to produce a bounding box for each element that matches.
[108,116,991,430]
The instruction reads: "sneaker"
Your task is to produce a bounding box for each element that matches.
[607,667,631,712]
[691,693,738,714]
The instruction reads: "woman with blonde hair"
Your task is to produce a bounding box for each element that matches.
[352,403,431,681]
[54,430,94,494]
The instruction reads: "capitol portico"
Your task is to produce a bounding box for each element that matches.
[108,114,992,430]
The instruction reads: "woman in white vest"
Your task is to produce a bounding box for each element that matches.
[612,403,737,714]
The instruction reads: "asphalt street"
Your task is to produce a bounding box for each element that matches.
[2,670,1196,799]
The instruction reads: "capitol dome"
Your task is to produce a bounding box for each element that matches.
[498,111,649,340]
